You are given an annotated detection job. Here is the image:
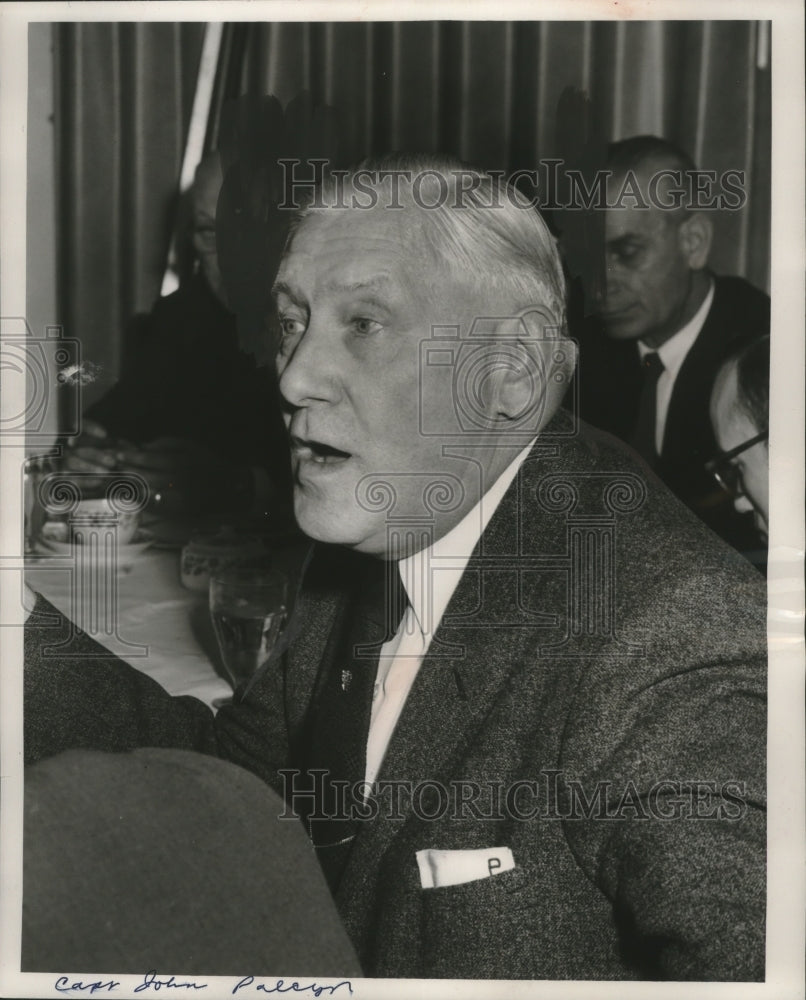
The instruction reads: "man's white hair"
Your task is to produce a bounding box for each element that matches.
[291,152,567,334]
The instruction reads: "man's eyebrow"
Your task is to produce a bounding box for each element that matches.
[271,280,302,303]
[271,274,395,302]
[323,274,394,294]
[606,234,643,249]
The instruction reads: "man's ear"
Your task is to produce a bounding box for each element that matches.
[677,212,713,270]
[493,307,576,423]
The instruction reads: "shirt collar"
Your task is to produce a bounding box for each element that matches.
[637,278,714,378]
[397,437,536,641]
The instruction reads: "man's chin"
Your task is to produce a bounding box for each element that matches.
[597,304,647,340]
[292,492,377,552]
[602,318,645,341]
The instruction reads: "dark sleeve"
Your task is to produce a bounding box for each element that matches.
[736,276,771,336]
[84,307,186,444]
[24,595,291,793]
[23,748,362,976]
[559,571,767,981]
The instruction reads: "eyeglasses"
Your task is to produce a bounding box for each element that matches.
[705,430,768,498]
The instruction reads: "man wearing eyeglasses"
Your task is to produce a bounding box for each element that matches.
[709,335,770,544]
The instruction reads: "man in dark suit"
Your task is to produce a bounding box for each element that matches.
[65,153,291,516]
[24,155,766,981]
[573,135,770,561]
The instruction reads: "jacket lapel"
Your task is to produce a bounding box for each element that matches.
[283,546,352,738]
[336,442,564,928]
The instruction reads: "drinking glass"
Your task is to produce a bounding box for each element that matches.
[23,455,55,553]
[209,567,287,690]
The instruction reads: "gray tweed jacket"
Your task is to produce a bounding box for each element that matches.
[25,412,766,981]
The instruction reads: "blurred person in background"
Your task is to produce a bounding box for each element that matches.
[62,153,290,518]
[708,334,770,550]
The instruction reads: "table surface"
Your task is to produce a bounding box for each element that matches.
[26,545,233,709]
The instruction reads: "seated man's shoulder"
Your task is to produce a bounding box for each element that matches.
[149,274,234,339]
[529,419,766,609]
[712,273,770,323]
[537,429,766,752]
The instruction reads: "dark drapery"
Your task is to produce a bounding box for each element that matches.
[53,22,205,407]
[51,19,770,404]
[212,20,770,288]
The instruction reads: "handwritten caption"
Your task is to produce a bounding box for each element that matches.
[53,971,353,997]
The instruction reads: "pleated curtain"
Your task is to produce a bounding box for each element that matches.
[54,22,205,408]
[215,20,770,288]
[52,19,770,405]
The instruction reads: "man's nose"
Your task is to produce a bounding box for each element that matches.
[593,279,608,306]
[598,256,623,300]
[276,322,335,410]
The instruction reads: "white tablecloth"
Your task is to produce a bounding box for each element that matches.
[26,547,232,709]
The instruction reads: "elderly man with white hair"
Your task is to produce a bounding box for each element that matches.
[25,154,766,982]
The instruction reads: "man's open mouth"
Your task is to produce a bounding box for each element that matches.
[292,437,352,465]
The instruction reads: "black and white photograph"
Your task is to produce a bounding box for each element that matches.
[1,3,803,998]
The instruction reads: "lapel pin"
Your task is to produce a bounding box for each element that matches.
[341,670,353,692]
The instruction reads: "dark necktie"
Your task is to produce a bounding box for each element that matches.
[304,555,408,893]
[630,351,665,464]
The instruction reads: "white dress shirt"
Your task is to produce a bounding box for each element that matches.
[637,279,714,454]
[364,439,536,788]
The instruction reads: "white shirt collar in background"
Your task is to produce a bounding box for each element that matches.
[637,279,714,453]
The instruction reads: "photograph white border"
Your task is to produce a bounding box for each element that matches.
[1,2,803,998]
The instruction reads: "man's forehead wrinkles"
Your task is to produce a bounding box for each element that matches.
[273,264,410,309]
[283,225,407,263]
[279,239,419,299]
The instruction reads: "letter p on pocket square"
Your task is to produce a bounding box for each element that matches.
[416,847,515,889]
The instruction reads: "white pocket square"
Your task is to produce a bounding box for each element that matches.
[416,847,515,889]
